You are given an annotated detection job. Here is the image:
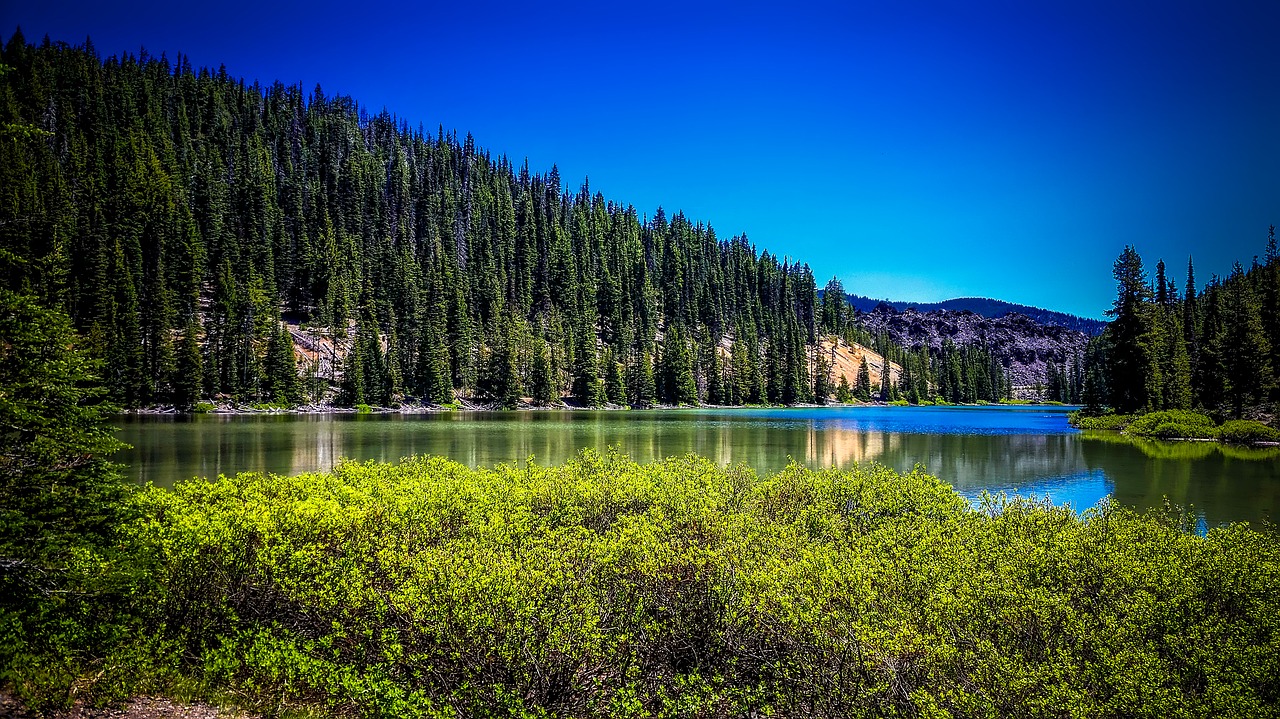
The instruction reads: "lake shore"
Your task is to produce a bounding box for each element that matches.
[124,398,1059,416]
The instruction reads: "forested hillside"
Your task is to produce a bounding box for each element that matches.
[1,33,1029,410]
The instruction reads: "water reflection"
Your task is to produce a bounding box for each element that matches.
[115,407,1278,526]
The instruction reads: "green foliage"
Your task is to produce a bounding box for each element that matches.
[1088,243,1278,420]
[1217,420,1280,444]
[1068,411,1135,430]
[0,289,139,711]
[11,451,1279,717]
[0,290,129,563]
[1124,410,1218,439]
[1,38,935,413]
[835,373,853,403]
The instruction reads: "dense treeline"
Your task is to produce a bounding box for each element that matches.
[1,32,904,410]
[1086,232,1279,417]
[0,33,1031,410]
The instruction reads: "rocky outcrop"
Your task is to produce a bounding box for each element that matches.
[844,295,1108,336]
[857,306,1090,388]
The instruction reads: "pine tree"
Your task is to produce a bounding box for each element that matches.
[1183,256,1199,388]
[604,348,626,405]
[1105,246,1155,413]
[418,319,454,406]
[1081,336,1108,413]
[880,355,894,401]
[173,320,204,410]
[338,338,366,407]
[1262,226,1280,399]
[856,356,871,401]
[529,336,555,406]
[493,317,522,409]
[571,325,605,407]
[263,320,301,405]
[631,342,657,408]
[813,342,832,402]
[664,324,697,405]
[0,289,129,568]
[836,373,853,403]
[1221,263,1272,416]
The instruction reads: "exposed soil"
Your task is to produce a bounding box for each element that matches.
[0,695,252,719]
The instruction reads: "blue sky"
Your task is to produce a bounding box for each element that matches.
[5,0,1279,319]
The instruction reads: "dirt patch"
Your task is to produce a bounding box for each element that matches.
[0,695,253,719]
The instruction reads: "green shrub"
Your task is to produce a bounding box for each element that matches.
[191,401,216,414]
[354,403,373,414]
[54,451,1270,718]
[11,449,1280,717]
[1069,411,1134,430]
[1217,419,1280,444]
[1124,410,1218,439]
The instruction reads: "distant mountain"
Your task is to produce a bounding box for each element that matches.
[857,306,1089,389]
[845,295,1107,336]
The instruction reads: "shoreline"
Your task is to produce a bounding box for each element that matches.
[123,399,1071,417]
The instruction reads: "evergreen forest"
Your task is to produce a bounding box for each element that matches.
[1,33,1020,410]
[1083,233,1280,419]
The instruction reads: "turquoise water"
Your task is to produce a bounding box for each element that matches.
[115,405,1279,526]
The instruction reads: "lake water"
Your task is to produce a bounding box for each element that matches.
[114,405,1280,527]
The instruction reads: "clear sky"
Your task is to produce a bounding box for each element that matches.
[5,0,1279,319]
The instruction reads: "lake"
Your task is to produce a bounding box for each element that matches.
[114,405,1280,527]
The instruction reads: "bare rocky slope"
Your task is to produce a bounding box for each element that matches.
[856,305,1091,389]
[845,295,1108,336]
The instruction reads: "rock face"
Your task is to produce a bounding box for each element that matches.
[845,295,1108,336]
[857,305,1091,388]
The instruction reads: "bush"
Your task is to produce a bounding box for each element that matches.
[7,451,1261,718]
[1217,419,1280,444]
[1069,411,1134,430]
[191,402,216,414]
[1124,410,1218,439]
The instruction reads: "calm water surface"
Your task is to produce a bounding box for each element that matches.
[115,405,1280,527]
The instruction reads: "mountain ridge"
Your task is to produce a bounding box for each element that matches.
[844,295,1107,336]
[856,305,1089,393]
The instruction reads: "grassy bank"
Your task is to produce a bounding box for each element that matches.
[1069,409,1280,444]
[5,452,1279,718]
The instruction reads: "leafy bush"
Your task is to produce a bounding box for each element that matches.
[7,451,1258,718]
[1069,411,1134,430]
[191,402,216,413]
[1124,410,1218,439]
[1217,419,1280,444]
